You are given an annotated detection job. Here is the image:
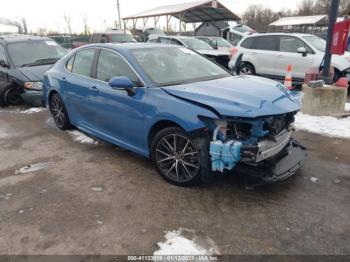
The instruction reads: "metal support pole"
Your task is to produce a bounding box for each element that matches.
[179,15,182,33]
[116,0,122,29]
[322,0,340,84]
[123,20,127,33]
[166,15,170,33]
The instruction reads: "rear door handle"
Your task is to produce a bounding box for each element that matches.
[90,86,99,92]
[61,77,67,82]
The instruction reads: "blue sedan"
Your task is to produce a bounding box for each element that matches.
[43,43,307,186]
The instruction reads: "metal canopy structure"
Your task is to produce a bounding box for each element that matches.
[122,0,240,33]
[269,15,328,27]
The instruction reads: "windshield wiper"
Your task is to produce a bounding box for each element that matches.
[21,58,60,67]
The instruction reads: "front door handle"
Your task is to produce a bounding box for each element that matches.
[90,86,99,92]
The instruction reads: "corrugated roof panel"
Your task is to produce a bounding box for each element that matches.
[269,15,327,26]
[123,0,240,22]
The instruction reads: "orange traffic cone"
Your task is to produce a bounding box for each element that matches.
[284,65,293,90]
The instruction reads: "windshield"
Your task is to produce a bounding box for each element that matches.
[216,38,232,48]
[7,40,67,67]
[233,25,254,33]
[131,47,230,87]
[302,35,326,52]
[111,34,135,43]
[180,38,213,50]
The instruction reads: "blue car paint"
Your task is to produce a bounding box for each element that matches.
[162,76,300,118]
[43,43,301,158]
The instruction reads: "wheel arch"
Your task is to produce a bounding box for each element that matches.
[241,61,256,72]
[147,120,183,148]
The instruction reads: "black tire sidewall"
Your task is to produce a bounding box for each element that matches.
[151,127,212,186]
[240,63,255,75]
[0,83,21,107]
[49,93,72,130]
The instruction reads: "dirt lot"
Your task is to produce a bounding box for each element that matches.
[0,107,349,255]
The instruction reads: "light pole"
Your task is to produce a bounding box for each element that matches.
[322,0,340,84]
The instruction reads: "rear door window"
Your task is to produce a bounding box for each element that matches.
[159,38,170,44]
[240,37,254,49]
[252,36,279,51]
[72,49,96,77]
[66,55,75,72]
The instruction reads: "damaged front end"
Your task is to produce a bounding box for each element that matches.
[201,112,307,183]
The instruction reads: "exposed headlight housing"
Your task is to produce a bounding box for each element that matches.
[24,81,43,91]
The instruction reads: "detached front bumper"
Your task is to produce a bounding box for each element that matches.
[236,140,307,183]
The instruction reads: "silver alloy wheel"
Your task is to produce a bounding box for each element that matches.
[50,95,66,128]
[155,134,200,183]
[240,66,252,75]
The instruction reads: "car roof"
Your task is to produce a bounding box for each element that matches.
[196,36,221,39]
[83,43,178,51]
[0,34,53,43]
[244,32,314,38]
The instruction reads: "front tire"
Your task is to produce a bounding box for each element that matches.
[0,83,22,107]
[151,127,212,186]
[49,93,72,130]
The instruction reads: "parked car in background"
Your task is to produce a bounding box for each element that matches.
[149,35,231,69]
[91,30,136,44]
[196,36,234,53]
[71,35,90,49]
[229,33,350,84]
[143,28,165,42]
[43,43,306,186]
[222,24,256,46]
[0,35,67,107]
[49,34,73,49]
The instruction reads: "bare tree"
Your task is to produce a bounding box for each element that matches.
[21,18,28,34]
[297,0,315,15]
[81,14,89,35]
[242,5,280,32]
[63,15,72,35]
[0,18,23,33]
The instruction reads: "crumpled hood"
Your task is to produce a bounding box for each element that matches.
[162,76,300,118]
[17,64,52,81]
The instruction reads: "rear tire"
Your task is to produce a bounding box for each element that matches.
[151,127,212,186]
[0,83,22,107]
[49,93,72,130]
[240,63,255,75]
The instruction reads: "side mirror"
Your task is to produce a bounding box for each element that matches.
[108,76,136,96]
[0,59,9,68]
[297,47,307,57]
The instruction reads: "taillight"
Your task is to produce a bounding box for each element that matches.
[230,47,238,58]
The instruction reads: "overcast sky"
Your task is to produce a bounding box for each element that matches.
[0,0,302,33]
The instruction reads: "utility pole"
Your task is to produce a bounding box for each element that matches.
[116,0,122,29]
[322,0,340,84]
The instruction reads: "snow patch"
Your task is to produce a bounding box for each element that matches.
[310,177,318,183]
[15,162,50,175]
[68,130,98,145]
[154,228,220,256]
[0,107,47,114]
[345,103,350,112]
[294,113,350,139]
[21,107,47,114]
